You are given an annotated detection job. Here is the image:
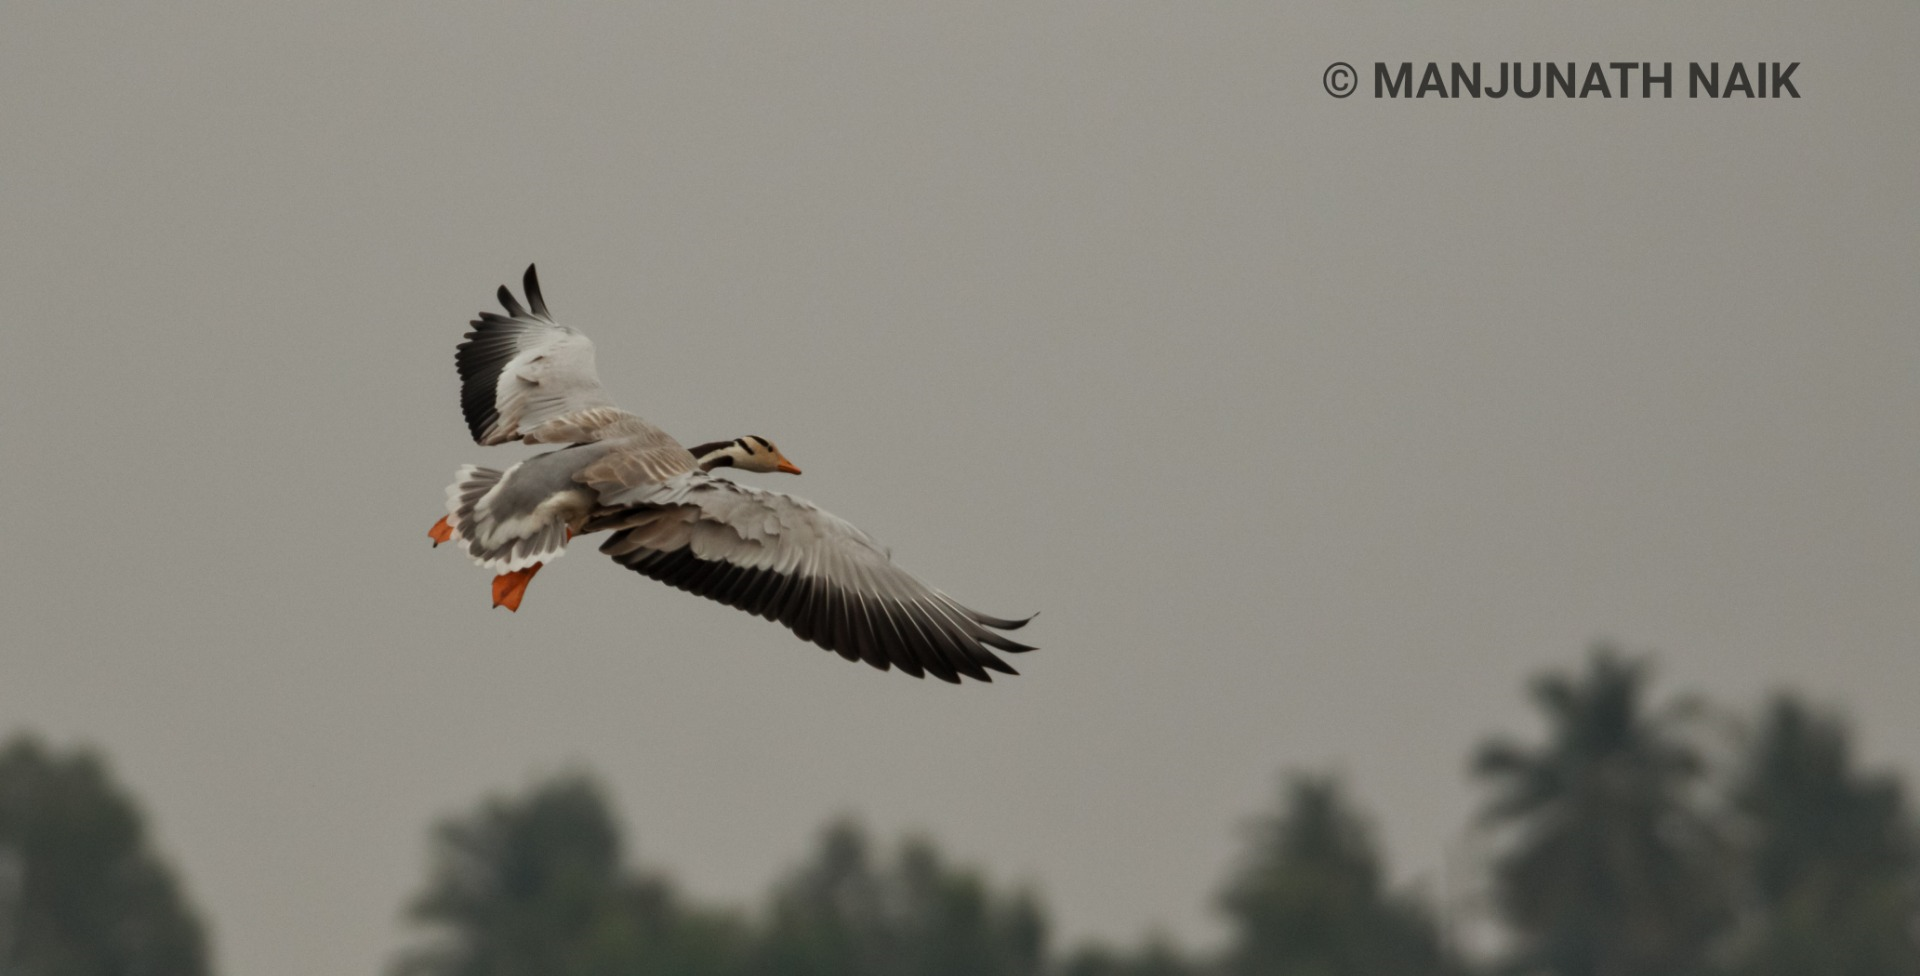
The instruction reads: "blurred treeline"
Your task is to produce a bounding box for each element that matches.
[3,645,1917,976]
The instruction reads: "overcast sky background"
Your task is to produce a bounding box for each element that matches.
[3,4,1915,975]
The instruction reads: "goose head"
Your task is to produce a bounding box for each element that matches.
[688,436,802,475]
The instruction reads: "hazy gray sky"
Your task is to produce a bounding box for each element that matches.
[3,4,1915,975]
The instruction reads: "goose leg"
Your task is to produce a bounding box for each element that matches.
[491,563,543,611]
[428,516,454,546]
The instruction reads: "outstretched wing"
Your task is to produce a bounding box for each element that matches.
[456,264,632,445]
[586,475,1036,683]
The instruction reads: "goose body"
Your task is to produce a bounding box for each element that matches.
[430,266,1035,683]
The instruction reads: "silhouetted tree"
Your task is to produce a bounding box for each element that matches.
[751,818,1047,976]
[385,654,1920,976]
[1057,935,1198,976]
[392,772,746,976]
[0,734,213,976]
[1473,647,1726,976]
[1722,694,1920,976]
[1216,772,1458,976]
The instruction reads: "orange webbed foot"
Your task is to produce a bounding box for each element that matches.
[428,516,454,547]
[491,563,543,612]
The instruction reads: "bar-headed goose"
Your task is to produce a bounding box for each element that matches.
[428,266,1035,683]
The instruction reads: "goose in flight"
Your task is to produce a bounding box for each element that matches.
[428,266,1036,683]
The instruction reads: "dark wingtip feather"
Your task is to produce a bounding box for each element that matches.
[523,264,548,319]
[979,632,1038,654]
[497,284,526,319]
[978,655,1020,676]
[961,608,1037,631]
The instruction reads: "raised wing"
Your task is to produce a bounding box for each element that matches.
[456,265,631,445]
[586,475,1035,683]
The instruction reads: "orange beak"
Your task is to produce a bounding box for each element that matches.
[775,457,803,475]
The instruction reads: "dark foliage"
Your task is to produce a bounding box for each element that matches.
[1721,695,1920,976]
[1472,647,1728,976]
[390,772,747,976]
[0,735,213,976]
[1217,774,1461,976]
[25,644,1901,976]
[751,818,1047,976]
